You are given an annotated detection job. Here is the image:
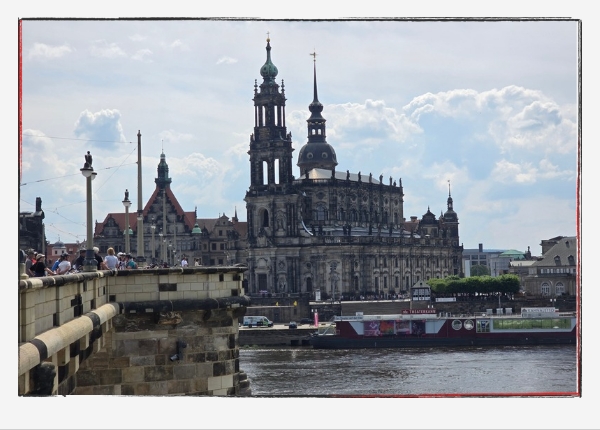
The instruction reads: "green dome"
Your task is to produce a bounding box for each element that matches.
[260,39,278,82]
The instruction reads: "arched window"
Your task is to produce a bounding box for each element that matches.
[541,282,551,296]
[306,277,313,292]
[315,204,327,221]
[555,282,565,296]
[262,210,269,227]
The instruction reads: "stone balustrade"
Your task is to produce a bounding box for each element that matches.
[18,266,249,396]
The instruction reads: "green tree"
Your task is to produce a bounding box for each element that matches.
[471,264,490,276]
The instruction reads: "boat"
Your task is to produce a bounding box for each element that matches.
[310,307,577,349]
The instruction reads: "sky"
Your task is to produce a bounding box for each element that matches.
[17,17,580,256]
[9,3,597,429]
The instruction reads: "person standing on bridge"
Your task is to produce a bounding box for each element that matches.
[56,253,72,275]
[104,247,119,270]
[31,254,55,277]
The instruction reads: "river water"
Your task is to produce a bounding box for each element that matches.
[239,344,579,397]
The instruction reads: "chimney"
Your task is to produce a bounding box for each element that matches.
[479,243,483,253]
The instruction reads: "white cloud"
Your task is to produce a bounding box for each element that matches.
[491,159,575,184]
[217,56,237,65]
[89,40,127,58]
[73,109,127,146]
[403,86,577,156]
[163,39,190,51]
[27,42,73,60]
[132,49,153,62]
[157,129,194,145]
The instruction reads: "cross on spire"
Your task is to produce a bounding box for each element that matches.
[266,31,270,41]
[310,50,317,63]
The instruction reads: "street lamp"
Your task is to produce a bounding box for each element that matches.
[150,217,156,262]
[123,189,132,254]
[192,222,202,265]
[158,231,163,263]
[80,151,97,272]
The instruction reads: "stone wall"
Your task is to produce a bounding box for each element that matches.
[18,266,250,396]
[75,304,247,396]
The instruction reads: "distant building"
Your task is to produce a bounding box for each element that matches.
[93,151,248,266]
[523,236,577,296]
[19,196,46,254]
[243,38,462,298]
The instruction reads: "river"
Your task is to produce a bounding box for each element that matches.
[239,344,578,397]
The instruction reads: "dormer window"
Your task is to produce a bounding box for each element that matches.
[568,255,575,265]
[554,255,561,266]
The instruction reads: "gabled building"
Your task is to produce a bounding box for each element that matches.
[93,151,248,266]
[523,236,577,296]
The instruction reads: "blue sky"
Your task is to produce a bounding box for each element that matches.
[8,3,596,428]
[18,18,579,256]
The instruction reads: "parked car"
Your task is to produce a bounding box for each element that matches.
[300,318,312,325]
[288,321,297,329]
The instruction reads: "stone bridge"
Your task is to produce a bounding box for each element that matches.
[18,266,250,396]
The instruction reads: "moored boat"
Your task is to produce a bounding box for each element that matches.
[310,307,577,349]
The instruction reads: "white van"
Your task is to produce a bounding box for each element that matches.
[243,316,273,327]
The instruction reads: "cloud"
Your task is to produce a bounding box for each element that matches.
[157,129,194,145]
[73,109,127,147]
[163,39,190,51]
[89,40,127,58]
[403,86,577,155]
[288,99,421,152]
[129,34,146,42]
[132,49,153,62]
[216,56,238,65]
[27,43,73,60]
[491,159,575,184]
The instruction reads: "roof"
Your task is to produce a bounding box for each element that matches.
[307,168,381,184]
[95,185,196,235]
[499,249,526,259]
[531,236,577,267]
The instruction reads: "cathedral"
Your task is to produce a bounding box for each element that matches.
[243,37,463,298]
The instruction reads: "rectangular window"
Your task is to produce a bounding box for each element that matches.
[219,230,223,236]
[220,243,224,250]
[212,243,216,251]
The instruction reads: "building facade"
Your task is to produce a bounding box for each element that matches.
[523,236,577,296]
[243,38,463,299]
[93,151,247,266]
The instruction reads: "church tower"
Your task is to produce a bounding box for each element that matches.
[296,52,338,175]
[442,181,459,243]
[245,37,299,245]
[248,36,294,190]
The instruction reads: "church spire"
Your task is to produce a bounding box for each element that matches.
[260,33,278,85]
[154,150,172,190]
[297,50,337,175]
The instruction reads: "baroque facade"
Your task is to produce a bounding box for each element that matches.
[243,38,463,298]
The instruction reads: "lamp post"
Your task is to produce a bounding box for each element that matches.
[150,217,156,263]
[158,231,163,263]
[80,151,97,272]
[192,222,201,265]
[123,190,132,254]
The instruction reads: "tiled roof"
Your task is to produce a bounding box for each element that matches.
[532,236,577,267]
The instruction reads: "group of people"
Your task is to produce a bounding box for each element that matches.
[99,247,137,270]
[24,247,138,277]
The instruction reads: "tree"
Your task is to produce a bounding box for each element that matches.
[471,264,490,276]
